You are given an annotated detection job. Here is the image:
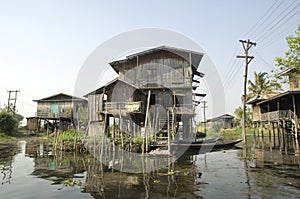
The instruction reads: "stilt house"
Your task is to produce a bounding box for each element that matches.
[247,67,300,137]
[26,93,87,132]
[206,114,237,129]
[85,46,205,143]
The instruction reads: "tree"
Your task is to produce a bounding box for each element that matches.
[234,106,252,127]
[0,109,18,135]
[276,25,300,70]
[247,71,282,99]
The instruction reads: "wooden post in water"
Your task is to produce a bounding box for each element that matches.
[142,90,151,155]
[253,122,256,138]
[272,122,276,147]
[119,108,124,149]
[292,95,298,138]
[277,122,280,143]
[143,90,151,152]
[167,109,171,156]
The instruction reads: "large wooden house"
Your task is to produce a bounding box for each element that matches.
[85,46,205,146]
[247,67,300,137]
[27,93,87,132]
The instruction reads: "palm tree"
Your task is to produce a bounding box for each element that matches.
[247,71,282,99]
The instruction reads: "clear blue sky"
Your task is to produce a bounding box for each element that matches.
[0,0,299,123]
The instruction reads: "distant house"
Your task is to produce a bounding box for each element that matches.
[85,46,206,142]
[206,114,237,129]
[26,93,87,132]
[247,68,300,136]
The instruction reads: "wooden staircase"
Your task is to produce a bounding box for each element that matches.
[153,108,177,146]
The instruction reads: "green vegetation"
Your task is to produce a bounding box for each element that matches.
[247,71,282,99]
[234,106,252,127]
[220,127,254,140]
[131,136,144,144]
[63,178,83,187]
[0,109,19,135]
[0,109,28,143]
[57,129,77,141]
[276,25,300,71]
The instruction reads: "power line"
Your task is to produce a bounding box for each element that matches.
[7,90,20,114]
[237,39,256,143]
[223,59,244,89]
[224,65,244,91]
[256,0,300,42]
[258,21,300,50]
[247,0,285,39]
[252,49,276,71]
[244,0,281,38]
[261,7,300,45]
[222,44,240,78]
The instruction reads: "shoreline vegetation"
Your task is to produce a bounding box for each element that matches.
[0,126,252,147]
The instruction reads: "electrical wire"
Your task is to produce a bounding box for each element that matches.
[256,2,300,43]
[244,0,281,38]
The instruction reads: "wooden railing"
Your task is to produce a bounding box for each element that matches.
[104,101,143,114]
[260,110,294,122]
[173,104,194,115]
[36,111,72,118]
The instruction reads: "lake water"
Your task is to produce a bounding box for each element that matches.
[0,135,299,199]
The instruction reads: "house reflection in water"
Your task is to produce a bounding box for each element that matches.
[252,135,300,168]
[27,140,198,198]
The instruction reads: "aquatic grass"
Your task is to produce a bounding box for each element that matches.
[220,127,254,140]
[63,178,83,187]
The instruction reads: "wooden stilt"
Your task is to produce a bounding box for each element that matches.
[277,122,280,143]
[272,122,276,147]
[143,90,151,155]
[167,109,171,156]
[261,122,264,138]
[254,122,256,138]
[292,95,298,138]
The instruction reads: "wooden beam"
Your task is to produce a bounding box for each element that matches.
[142,90,151,154]
[292,95,298,137]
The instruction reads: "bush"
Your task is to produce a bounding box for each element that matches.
[58,129,76,141]
[0,110,18,135]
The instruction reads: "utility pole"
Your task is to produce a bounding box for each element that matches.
[201,101,208,134]
[237,39,256,143]
[7,90,20,114]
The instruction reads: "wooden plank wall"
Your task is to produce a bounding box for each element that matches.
[88,94,104,122]
[120,50,192,88]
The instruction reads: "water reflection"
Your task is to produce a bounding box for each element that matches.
[0,135,299,199]
[0,143,18,185]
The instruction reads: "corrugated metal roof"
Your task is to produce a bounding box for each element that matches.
[109,45,204,76]
[33,93,86,102]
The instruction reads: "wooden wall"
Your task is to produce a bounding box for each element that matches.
[27,118,38,131]
[37,101,73,117]
[252,105,262,122]
[88,94,104,122]
[107,82,142,102]
[118,50,193,89]
[289,72,300,91]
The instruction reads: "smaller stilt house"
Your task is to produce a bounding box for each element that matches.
[247,68,300,137]
[85,46,206,149]
[26,93,87,133]
[206,114,237,129]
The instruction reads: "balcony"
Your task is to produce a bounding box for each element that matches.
[36,111,72,118]
[173,104,195,115]
[260,110,295,122]
[103,101,144,114]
